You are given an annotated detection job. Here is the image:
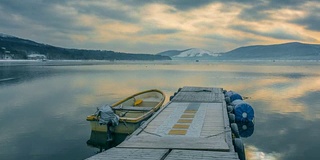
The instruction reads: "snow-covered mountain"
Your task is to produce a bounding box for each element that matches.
[174,48,219,57]
[0,33,15,38]
[157,48,219,59]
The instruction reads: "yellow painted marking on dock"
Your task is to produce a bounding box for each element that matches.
[184,110,197,113]
[173,124,190,129]
[181,114,195,118]
[177,119,193,123]
[168,129,187,135]
[168,105,199,136]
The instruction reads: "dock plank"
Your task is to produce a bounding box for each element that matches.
[85,148,169,160]
[164,150,239,160]
[137,102,227,138]
[180,86,221,93]
[117,136,229,151]
[172,86,224,103]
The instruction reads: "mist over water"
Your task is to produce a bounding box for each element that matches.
[0,60,320,160]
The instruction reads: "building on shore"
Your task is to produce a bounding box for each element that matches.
[27,54,47,60]
[0,48,14,59]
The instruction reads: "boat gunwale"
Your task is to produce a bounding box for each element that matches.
[87,89,165,123]
[111,89,165,123]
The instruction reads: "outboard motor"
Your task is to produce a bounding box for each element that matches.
[95,105,120,141]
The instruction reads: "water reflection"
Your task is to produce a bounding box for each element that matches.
[86,131,128,153]
[245,111,320,160]
[237,121,254,138]
[246,145,282,160]
[0,61,320,160]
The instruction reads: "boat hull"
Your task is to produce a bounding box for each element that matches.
[89,118,147,134]
[87,89,165,134]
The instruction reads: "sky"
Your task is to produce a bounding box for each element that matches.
[0,0,320,54]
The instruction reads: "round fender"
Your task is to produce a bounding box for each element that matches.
[227,105,234,113]
[231,123,240,138]
[234,103,254,123]
[234,138,246,160]
[225,97,231,104]
[229,113,235,123]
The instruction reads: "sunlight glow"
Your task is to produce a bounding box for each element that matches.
[246,145,282,160]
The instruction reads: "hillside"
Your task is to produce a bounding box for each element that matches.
[157,42,320,60]
[220,42,320,60]
[156,50,185,57]
[0,34,171,60]
[2,33,319,61]
[157,48,219,59]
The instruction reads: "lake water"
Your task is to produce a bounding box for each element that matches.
[0,60,320,160]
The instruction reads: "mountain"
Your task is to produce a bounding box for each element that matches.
[157,48,219,59]
[0,33,171,60]
[157,42,320,60]
[220,42,320,60]
[156,50,184,57]
[3,33,318,61]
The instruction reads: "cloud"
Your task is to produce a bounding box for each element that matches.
[205,33,257,45]
[268,0,308,8]
[203,33,259,53]
[118,0,217,10]
[236,0,313,22]
[0,0,94,48]
[0,0,320,53]
[233,0,320,41]
[231,25,312,41]
[161,0,217,10]
[294,15,320,32]
[139,28,181,36]
[290,2,320,32]
[237,4,270,22]
[71,0,140,23]
[0,1,90,31]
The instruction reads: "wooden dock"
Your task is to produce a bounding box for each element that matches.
[86,86,241,160]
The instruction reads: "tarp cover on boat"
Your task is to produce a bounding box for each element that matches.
[96,105,119,126]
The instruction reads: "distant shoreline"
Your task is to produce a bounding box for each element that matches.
[1,59,319,67]
[0,59,173,66]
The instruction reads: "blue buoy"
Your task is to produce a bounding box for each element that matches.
[230,93,243,102]
[225,90,236,98]
[231,99,244,106]
[234,102,254,123]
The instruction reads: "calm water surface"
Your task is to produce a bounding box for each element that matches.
[0,60,319,160]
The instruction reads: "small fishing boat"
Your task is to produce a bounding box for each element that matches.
[86,89,165,135]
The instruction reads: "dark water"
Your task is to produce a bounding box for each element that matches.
[0,60,320,160]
